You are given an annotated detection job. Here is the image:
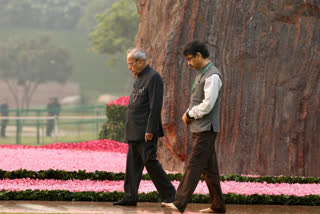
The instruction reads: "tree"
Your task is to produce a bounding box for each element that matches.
[0,35,72,109]
[78,0,118,32]
[90,0,139,55]
[135,0,320,176]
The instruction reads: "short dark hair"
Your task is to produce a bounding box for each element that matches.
[183,40,210,58]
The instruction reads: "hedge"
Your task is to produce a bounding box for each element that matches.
[0,190,319,205]
[1,169,319,184]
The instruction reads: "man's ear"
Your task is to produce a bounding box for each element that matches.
[136,58,142,64]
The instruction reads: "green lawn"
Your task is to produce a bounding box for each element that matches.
[1,103,107,145]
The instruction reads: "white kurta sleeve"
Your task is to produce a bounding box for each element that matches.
[187,74,222,119]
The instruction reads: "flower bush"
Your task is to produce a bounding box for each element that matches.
[107,96,129,106]
[99,96,129,142]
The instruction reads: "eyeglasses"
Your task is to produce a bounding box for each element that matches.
[127,59,138,66]
[185,55,195,62]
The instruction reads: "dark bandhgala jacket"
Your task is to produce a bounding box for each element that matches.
[125,65,164,142]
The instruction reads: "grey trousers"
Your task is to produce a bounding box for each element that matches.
[174,131,226,213]
[123,137,176,201]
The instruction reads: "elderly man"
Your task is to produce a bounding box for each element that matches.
[163,41,226,213]
[113,48,176,206]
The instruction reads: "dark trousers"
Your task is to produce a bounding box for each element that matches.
[174,131,226,213]
[1,120,7,137]
[124,137,176,201]
[46,119,54,136]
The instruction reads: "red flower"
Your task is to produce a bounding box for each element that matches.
[107,96,129,106]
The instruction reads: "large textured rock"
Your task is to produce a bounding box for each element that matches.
[135,0,320,176]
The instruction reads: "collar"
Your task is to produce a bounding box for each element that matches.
[197,61,212,74]
[137,65,150,77]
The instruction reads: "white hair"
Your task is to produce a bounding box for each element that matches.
[127,48,147,61]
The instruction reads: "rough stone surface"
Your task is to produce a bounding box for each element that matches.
[135,0,320,176]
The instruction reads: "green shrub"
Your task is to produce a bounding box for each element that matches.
[2,169,320,184]
[99,105,127,142]
[0,190,319,205]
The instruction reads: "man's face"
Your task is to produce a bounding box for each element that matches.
[185,53,202,70]
[127,56,143,76]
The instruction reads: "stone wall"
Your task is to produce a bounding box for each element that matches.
[135,0,320,176]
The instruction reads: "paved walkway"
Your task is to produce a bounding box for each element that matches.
[0,201,319,214]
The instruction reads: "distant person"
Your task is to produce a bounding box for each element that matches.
[52,97,61,135]
[52,97,61,117]
[163,41,226,213]
[113,48,176,206]
[0,98,9,138]
[46,97,56,137]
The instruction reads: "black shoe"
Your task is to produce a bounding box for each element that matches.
[113,198,137,206]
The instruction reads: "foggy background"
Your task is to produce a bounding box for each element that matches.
[0,0,138,108]
[0,0,139,145]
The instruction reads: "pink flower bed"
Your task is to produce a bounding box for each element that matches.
[107,96,129,106]
[1,179,319,197]
[0,139,128,154]
[0,139,319,198]
[0,140,162,174]
[0,148,127,172]
[0,140,130,172]
[220,181,320,196]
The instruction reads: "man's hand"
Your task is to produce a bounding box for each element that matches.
[145,133,154,142]
[182,113,192,125]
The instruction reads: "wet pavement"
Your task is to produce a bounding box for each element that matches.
[0,201,319,214]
